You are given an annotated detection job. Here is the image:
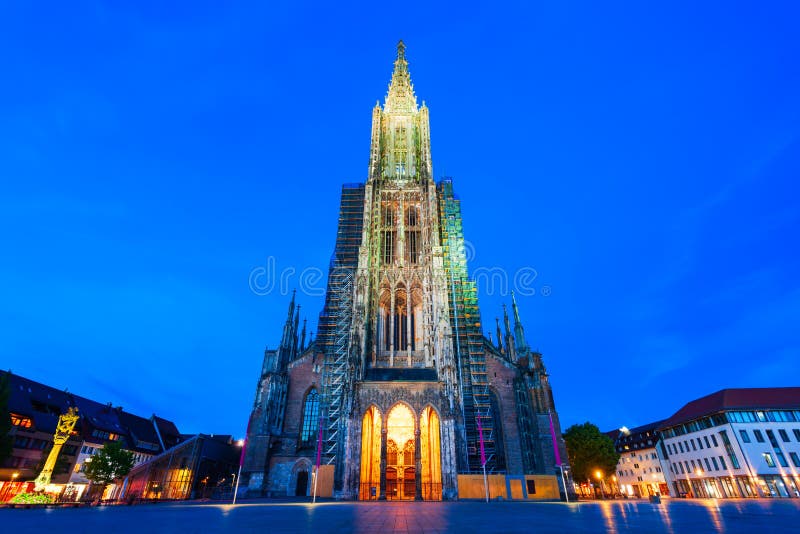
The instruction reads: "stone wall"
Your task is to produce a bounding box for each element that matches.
[486,352,524,474]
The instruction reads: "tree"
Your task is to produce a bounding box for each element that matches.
[564,422,620,484]
[84,440,135,495]
[0,372,13,465]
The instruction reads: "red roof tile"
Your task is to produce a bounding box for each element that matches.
[661,387,800,429]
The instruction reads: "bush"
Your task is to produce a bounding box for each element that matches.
[10,492,55,504]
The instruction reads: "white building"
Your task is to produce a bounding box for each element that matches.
[612,421,669,497]
[659,388,800,499]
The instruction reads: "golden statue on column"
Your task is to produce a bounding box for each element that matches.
[34,406,79,491]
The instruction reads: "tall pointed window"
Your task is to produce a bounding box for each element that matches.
[405,205,420,264]
[300,388,320,446]
[381,203,395,265]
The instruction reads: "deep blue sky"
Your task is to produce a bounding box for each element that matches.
[2,2,798,437]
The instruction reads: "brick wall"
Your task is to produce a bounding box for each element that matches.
[486,353,524,474]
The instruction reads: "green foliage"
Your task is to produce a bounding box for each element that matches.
[0,372,12,464]
[10,492,55,504]
[83,440,135,488]
[564,421,620,483]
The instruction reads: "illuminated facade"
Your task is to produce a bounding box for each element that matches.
[243,42,571,500]
[0,371,182,502]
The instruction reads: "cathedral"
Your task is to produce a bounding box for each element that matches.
[243,42,571,501]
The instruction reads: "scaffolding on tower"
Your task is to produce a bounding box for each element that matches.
[437,179,500,474]
[316,184,365,483]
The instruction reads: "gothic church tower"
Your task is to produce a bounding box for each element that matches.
[243,42,571,502]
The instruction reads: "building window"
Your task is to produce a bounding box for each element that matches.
[778,429,790,443]
[790,452,800,468]
[704,458,711,471]
[691,440,697,451]
[766,430,779,447]
[9,413,33,428]
[679,442,684,453]
[711,457,719,471]
[763,453,775,468]
[382,231,395,264]
[679,462,685,474]
[753,430,765,443]
[794,429,800,442]
[776,451,788,467]
[719,456,727,470]
[711,435,718,447]
[704,436,711,448]
[719,430,740,469]
[299,388,320,446]
[739,430,750,443]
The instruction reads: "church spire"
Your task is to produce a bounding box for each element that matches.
[279,290,297,366]
[511,291,528,353]
[384,40,417,114]
[503,303,512,340]
[495,317,504,353]
[293,305,301,357]
[300,318,307,352]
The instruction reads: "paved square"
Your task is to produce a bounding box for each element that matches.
[1,499,798,533]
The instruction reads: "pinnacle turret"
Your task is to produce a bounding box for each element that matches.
[495,317,504,353]
[511,291,529,353]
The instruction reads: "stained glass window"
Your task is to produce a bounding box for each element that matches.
[300,388,320,445]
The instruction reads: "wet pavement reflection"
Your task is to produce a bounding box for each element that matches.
[1,498,798,533]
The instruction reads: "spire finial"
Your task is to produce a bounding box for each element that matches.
[384,40,417,114]
[511,290,522,324]
[511,291,529,353]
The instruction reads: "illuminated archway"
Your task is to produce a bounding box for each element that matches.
[359,406,382,500]
[420,406,442,500]
[386,404,415,500]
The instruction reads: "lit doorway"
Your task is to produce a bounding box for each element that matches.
[386,404,415,500]
[360,406,382,500]
[420,406,442,500]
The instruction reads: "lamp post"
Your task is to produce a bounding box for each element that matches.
[232,439,244,505]
[595,470,606,499]
[556,465,569,503]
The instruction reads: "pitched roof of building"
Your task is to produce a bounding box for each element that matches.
[1,371,180,452]
[661,387,800,429]
[613,420,665,452]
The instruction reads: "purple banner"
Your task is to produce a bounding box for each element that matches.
[549,411,561,466]
[477,414,486,467]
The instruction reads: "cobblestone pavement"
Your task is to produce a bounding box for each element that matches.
[2,498,798,533]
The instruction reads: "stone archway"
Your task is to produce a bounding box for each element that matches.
[420,406,443,500]
[290,459,312,497]
[386,403,416,500]
[360,406,382,500]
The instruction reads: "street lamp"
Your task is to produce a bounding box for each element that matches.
[233,439,245,505]
[595,470,606,498]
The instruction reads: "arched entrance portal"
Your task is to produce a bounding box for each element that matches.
[359,403,443,501]
[295,471,309,496]
[420,406,442,500]
[360,406,382,500]
[386,404,415,500]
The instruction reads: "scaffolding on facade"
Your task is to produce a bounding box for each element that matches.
[437,179,500,474]
[317,184,365,481]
